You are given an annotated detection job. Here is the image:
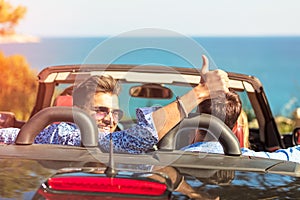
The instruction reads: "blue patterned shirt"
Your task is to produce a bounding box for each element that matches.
[182,141,300,163]
[0,107,159,154]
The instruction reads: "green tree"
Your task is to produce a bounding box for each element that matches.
[0,0,26,35]
[0,52,38,120]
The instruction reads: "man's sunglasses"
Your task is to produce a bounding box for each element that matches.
[92,106,123,122]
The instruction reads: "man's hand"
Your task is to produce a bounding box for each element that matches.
[153,54,230,139]
[196,55,229,100]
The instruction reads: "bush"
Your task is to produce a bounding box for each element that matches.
[0,52,37,120]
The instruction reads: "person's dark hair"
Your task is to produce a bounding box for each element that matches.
[198,90,242,129]
[73,75,120,109]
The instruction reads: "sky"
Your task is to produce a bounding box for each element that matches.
[8,0,300,37]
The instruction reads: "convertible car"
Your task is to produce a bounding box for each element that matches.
[1,64,299,199]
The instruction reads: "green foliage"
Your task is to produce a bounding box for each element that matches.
[275,116,295,134]
[277,123,294,134]
[0,52,38,120]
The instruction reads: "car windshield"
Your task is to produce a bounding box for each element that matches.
[51,79,256,127]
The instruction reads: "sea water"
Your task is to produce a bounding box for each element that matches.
[0,37,299,117]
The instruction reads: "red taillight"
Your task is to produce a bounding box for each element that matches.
[47,176,167,196]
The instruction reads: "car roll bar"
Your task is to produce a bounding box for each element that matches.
[15,107,98,147]
[158,113,242,156]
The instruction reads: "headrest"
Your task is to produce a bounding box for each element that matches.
[54,95,73,107]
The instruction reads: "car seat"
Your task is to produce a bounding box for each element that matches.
[53,95,73,107]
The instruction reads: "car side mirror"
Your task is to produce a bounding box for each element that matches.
[0,112,16,128]
[292,127,300,146]
[130,83,173,99]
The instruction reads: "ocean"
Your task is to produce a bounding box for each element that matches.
[1,37,300,117]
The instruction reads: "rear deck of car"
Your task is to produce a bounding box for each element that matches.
[1,144,299,177]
